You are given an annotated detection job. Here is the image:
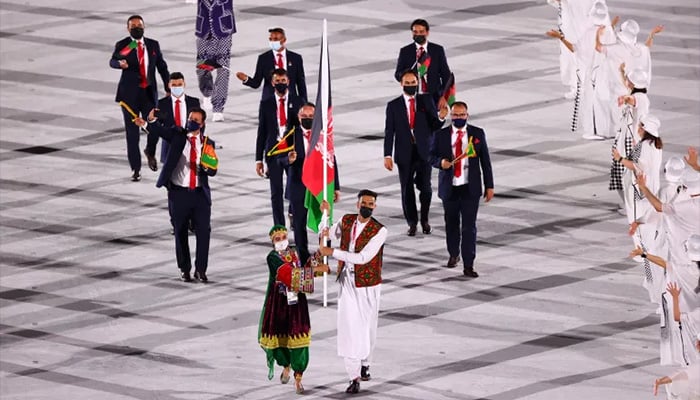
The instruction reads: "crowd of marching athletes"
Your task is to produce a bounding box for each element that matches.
[547,0,700,398]
[109,0,698,396]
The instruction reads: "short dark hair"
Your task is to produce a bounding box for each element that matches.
[268,27,285,35]
[189,107,207,122]
[451,101,468,111]
[357,189,378,200]
[298,102,316,114]
[272,68,288,78]
[400,69,419,81]
[169,72,185,81]
[411,19,430,31]
[127,15,144,25]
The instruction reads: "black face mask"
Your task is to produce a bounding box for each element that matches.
[300,118,313,130]
[359,206,373,219]
[403,85,418,96]
[413,34,426,45]
[274,83,288,94]
[130,27,144,40]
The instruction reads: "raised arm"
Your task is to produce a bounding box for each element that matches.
[645,25,664,48]
[546,29,574,53]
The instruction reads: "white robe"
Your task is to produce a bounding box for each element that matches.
[330,218,388,379]
[664,363,700,400]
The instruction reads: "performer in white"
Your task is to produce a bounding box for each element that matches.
[546,0,588,99]
[547,0,616,140]
[319,189,388,395]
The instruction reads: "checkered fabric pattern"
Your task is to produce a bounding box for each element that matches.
[196,35,232,113]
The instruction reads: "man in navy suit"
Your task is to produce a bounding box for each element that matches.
[236,27,307,102]
[429,101,494,277]
[394,19,451,110]
[385,70,447,236]
[195,0,236,122]
[135,107,217,283]
[287,103,341,265]
[255,68,303,226]
[110,15,170,182]
[144,72,201,170]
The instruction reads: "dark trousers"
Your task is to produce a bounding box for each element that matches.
[121,88,155,172]
[397,146,432,227]
[168,186,211,273]
[442,184,480,267]
[288,182,310,265]
[145,132,171,163]
[267,156,290,227]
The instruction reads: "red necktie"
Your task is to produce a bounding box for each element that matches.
[174,99,182,127]
[408,97,416,129]
[276,53,284,69]
[137,41,147,88]
[454,130,464,178]
[303,129,311,153]
[189,136,197,189]
[278,97,287,127]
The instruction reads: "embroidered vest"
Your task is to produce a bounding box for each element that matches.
[338,214,384,287]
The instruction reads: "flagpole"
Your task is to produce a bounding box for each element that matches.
[321,19,329,308]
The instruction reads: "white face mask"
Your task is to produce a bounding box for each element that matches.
[170,86,185,98]
[269,40,282,52]
[274,239,289,251]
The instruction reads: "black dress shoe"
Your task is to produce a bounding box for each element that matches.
[194,270,208,283]
[446,256,459,268]
[144,150,158,171]
[360,365,371,381]
[188,220,195,234]
[407,225,417,236]
[131,170,141,182]
[463,268,479,278]
[421,222,432,234]
[180,271,193,282]
[345,378,360,394]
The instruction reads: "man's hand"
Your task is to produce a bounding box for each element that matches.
[319,245,333,257]
[629,245,644,259]
[612,147,622,161]
[133,117,146,127]
[118,60,129,69]
[650,25,664,36]
[255,162,265,177]
[666,282,681,298]
[313,263,331,275]
[484,188,494,202]
[437,96,447,111]
[438,104,449,120]
[628,221,640,236]
[334,190,340,202]
[235,72,248,81]
[384,157,393,171]
[320,200,330,213]
[440,159,451,170]
[147,108,158,122]
[289,150,297,164]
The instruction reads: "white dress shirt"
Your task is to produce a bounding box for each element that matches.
[170,133,202,188]
[451,126,468,186]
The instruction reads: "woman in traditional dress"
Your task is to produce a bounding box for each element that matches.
[258,225,329,394]
[609,68,650,214]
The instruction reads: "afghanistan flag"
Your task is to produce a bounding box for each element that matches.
[200,137,219,171]
[119,40,138,57]
[302,20,335,233]
[417,50,431,79]
[196,59,222,71]
[442,72,456,106]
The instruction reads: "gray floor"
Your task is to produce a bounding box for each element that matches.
[1,0,699,399]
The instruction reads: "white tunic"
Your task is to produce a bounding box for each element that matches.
[329,218,388,374]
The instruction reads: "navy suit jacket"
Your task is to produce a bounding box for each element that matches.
[155,95,201,126]
[244,50,307,102]
[394,42,451,100]
[384,93,444,165]
[287,124,341,193]
[110,37,170,105]
[148,121,217,205]
[256,95,303,162]
[429,124,494,200]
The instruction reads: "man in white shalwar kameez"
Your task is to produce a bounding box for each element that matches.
[319,189,388,394]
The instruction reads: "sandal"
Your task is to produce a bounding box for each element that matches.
[280,367,290,384]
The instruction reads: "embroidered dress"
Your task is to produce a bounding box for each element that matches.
[258,247,312,380]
